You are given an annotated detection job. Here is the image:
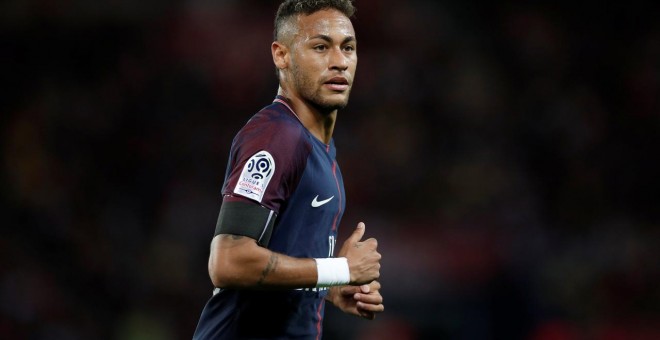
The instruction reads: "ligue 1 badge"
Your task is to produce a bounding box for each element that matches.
[234,150,275,202]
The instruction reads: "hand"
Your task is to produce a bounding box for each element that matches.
[327,281,384,320]
[337,222,381,285]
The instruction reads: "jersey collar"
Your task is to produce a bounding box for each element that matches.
[273,95,302,124]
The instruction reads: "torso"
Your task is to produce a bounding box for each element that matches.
[193,97,346,339]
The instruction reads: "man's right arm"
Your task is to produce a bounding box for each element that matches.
[208,234,318,289]
[208,222,380,289]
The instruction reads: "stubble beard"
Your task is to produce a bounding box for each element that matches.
[291,66,351,115]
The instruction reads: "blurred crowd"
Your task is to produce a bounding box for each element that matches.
[2,0,659,339]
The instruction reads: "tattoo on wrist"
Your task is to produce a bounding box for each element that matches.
[230,235,244,240]
[257,253,279,285]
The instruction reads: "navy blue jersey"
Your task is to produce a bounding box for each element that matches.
[193,96,346,339]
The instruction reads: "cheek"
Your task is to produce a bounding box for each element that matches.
[298,58,325,79]
[305,58,326,73]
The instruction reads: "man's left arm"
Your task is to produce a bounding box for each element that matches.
[326,280,384,320]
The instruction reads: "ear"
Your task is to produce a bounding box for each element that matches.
[272,41,289,71]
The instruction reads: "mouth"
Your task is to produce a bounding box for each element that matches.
[323,76,350,92]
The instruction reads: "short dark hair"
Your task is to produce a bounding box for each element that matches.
[274,0,356,41]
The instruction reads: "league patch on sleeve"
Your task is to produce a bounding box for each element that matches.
[233,150,275,203]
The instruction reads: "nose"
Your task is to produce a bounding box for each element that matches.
[329,47,349,71]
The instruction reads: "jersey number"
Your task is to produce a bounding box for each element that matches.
[328,235,336,257]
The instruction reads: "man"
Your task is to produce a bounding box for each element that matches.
[192,1,383,339]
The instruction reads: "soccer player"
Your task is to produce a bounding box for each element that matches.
[192,0,383,339]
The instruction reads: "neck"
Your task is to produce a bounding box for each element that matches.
[277,86,337,144]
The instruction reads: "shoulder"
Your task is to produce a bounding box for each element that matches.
[223,104,313,210]
[234,104,311,155]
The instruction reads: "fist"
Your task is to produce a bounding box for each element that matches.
[337,222,381,285]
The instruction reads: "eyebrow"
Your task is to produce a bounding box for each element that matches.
[310,34,356,44]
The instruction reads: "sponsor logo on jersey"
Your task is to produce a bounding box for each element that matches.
[234,151,275,202]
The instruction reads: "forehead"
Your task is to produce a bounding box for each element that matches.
[294,9,355,40]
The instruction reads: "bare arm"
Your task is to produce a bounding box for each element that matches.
[208,234,318,289]
[208,222,380,289]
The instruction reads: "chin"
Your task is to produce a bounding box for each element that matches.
[303,89,351,113]
[319,93,350,110]
[315,99,348,113]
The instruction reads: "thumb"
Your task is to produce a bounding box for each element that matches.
[360,284,370,293]
[347,222,366,243]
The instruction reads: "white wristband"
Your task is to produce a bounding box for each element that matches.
[314,257,350,287]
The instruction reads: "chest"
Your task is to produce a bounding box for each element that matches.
[294,144,345,217]
[269,143,346,257]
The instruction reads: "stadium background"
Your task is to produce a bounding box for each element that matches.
[2,0,659,339]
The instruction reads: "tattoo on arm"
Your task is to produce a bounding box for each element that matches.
[257,253,279,285]
[230,234,244,240]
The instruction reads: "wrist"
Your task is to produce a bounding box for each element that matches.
[324,286,339,303]
[314,257,350,287]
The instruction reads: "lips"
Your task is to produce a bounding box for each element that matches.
[324,76,350,91]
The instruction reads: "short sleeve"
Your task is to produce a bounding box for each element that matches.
[221,109,311,213]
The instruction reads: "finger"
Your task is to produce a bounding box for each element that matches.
[346,222,366,243]
[364,237,378,249]
[354,292,383,305]
[360,284,370,294]
[357,301,385,314]
[353,280,380,300]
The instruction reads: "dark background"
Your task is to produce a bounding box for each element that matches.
[2,0,659,339]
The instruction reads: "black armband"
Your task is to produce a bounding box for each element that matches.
[214,200,277,247]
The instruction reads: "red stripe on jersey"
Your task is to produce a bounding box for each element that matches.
[331,161,342,232]
[315,299,325,340]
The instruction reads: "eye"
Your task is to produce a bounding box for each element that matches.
[313,44,328,52]
[343,45,356,52]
